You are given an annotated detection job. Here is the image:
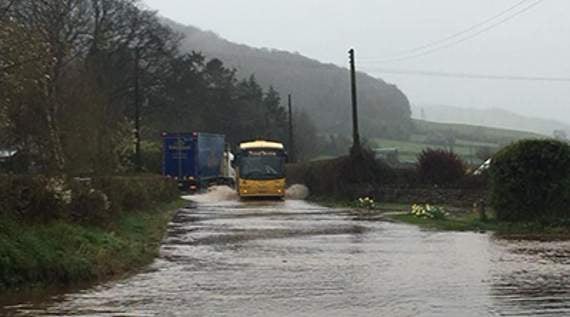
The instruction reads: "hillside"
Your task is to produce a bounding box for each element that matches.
[164,19,412,139]
[412,104,569,137]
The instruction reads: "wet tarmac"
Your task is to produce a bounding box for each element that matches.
[2,187,570,316]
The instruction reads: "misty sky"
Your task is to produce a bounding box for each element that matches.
[143,0,569,124]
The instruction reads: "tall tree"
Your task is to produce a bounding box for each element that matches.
[293,110,320,161]
[5,0,94,172]
[262,86,287,140]
[1,0,293,173]
[0,17,55,170]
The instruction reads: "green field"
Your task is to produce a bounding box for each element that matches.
[372,138,484,164]
[413,120,544,144]
[372,120,546,164]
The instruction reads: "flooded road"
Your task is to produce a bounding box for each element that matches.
[3,187,570,316]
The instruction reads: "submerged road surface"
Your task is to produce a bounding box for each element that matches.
[3,187,570,316]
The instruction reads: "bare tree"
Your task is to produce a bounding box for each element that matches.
[5,0,95,172]
[1,0,181,173]
[82,0,179,171]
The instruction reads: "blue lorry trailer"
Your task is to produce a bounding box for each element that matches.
[162,132,231,191]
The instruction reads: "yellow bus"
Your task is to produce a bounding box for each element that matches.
[236,140,287,199]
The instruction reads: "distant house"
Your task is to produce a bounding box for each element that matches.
[373,148,400,164]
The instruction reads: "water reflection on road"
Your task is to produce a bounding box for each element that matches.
[3,187,570,316]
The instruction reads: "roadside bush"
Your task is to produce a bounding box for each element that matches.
[0,175,66,220]
[69,182,111,224]
[301,158,342,195]
[490,139,570,222]
[140,142,163,174]
[338,148,395,186]
[1,175,178,224]
[92,176,179,213]
[417,149,465,185]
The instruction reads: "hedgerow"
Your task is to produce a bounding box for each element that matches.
[0,175,179,225]
[490,139,570,222]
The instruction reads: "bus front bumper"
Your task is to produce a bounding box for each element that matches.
[238,178,286,198]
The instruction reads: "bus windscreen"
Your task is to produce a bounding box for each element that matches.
[239,150,285,180]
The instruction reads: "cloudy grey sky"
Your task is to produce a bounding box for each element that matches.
[143,0,569,124]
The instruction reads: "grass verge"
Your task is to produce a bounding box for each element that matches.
[390,213,570,238]
[388,213,498,232]
[312,196,570,237]
[0,199,185,293]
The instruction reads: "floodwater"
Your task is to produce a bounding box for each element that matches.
[2,186,570,316]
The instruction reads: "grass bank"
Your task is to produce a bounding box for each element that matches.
[0,199,184,293]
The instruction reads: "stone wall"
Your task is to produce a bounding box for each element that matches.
[341,184,487,208]
[287,161,488,208]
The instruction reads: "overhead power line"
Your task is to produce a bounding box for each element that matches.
[363,68,570,83]
[360,0,545,64]
[361,0,534,61]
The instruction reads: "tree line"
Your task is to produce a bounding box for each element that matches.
[0,0,303,175]
[167,20,414,142]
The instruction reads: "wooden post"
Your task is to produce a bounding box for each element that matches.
[349,48,361,156]
[288,94,295,163]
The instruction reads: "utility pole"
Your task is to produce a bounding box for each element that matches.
[349,48,361,155]
[134,48,142,172]
[288,94,295,163]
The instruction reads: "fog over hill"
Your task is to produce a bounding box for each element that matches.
[412,104,569,137]
[164,19,413,139]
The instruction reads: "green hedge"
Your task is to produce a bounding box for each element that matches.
[490,139,570,222]
[0,175,179,225]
